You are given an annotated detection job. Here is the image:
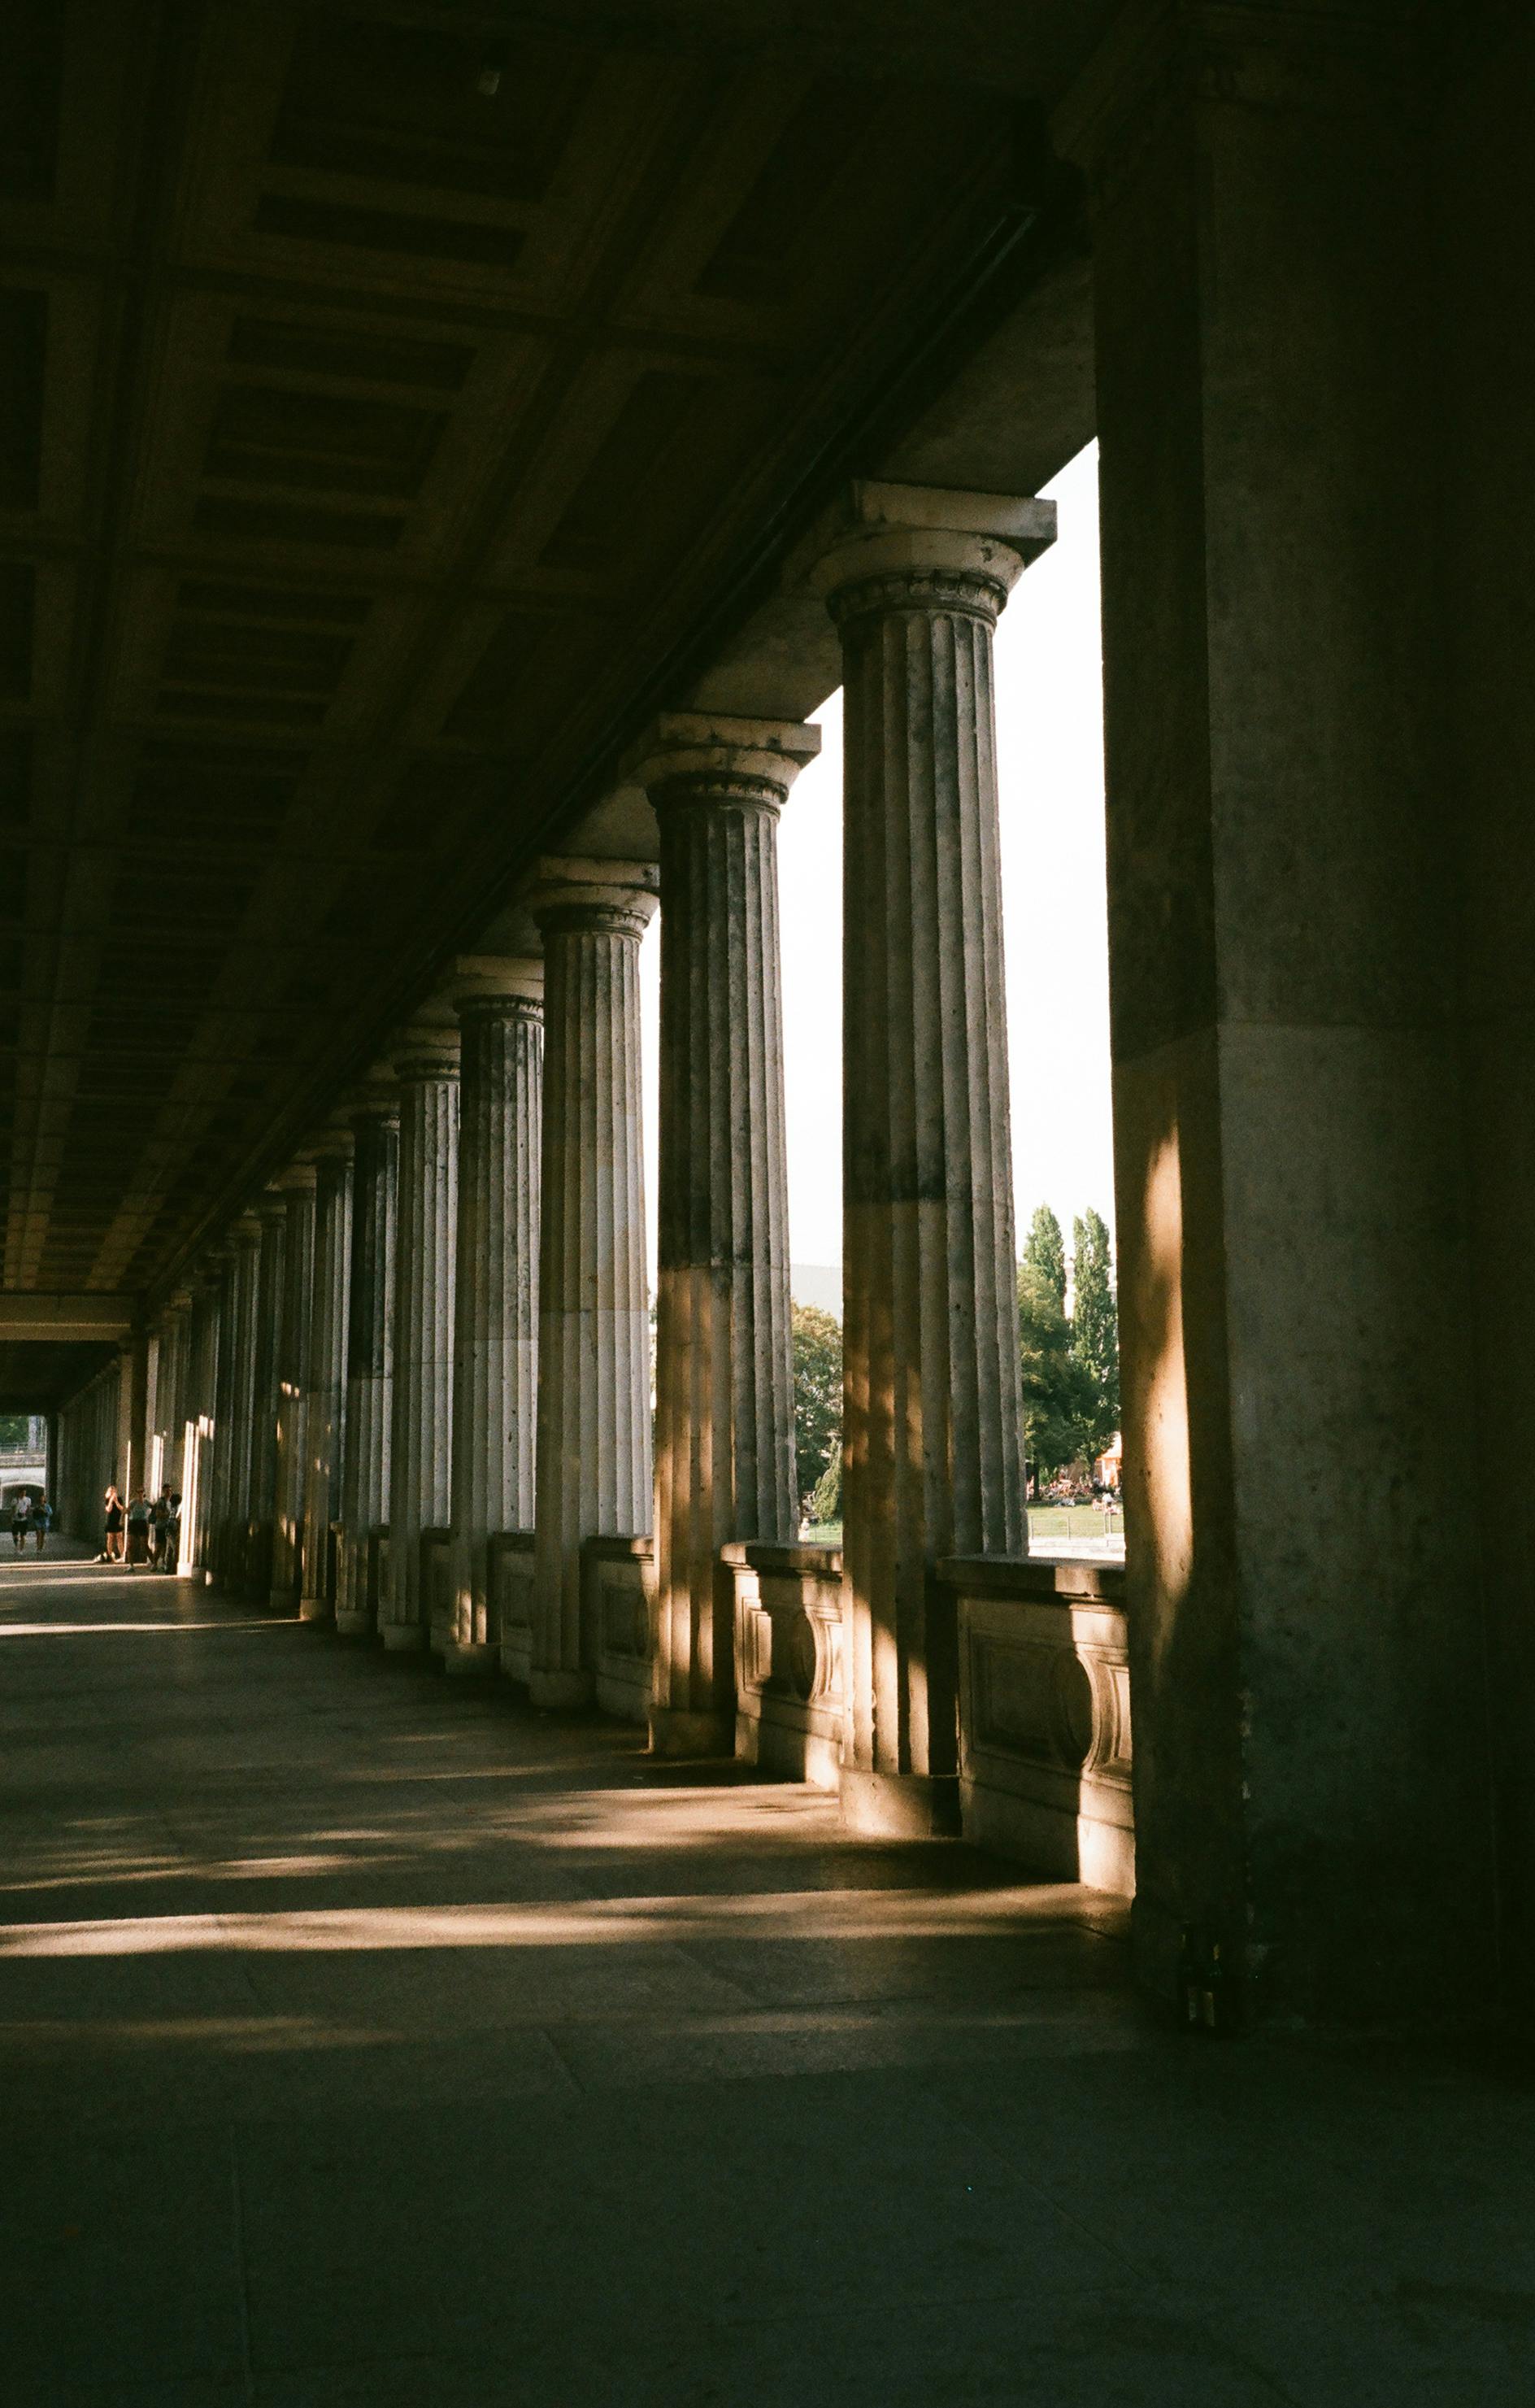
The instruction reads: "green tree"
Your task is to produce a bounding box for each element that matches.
[807,1435,842,1530]
[0,1414,28,1450]
[791,1303,842,1514]
[1023,1203,1067,1309]
[1070,1208,1120,1465]
[1017,1255,1090,1481]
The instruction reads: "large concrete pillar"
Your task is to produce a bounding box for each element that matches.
[246,1193,288,1600]
[267,1165,316,1609]
[336,1080,398,1639]
[633,714,817,1756]
[298,1127,354,1623]
[1056,7,1496,2018]
[445,960,543,1674]
[817,481,1054,1835]
[380,1021,459,1653]
[528,860,657,1710]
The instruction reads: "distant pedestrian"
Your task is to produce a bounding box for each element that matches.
[10,1493,31,1552]
[125,1493,150,1568]
[162,1491,182,1574]
[99,1487,124,1564]
[149,1489,171,1570]
[34,1499,51,1552]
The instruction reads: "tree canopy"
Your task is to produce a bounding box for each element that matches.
[1016,1204,1120,1483]
[791,1303,842,1516]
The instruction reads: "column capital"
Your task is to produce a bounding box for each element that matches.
[813,480,1054,625]
[449,953,544,1020]
[256,1187,289,1231]
[273,1159,319,1196]
[625,712,820,812]
[303,1117,356,1166]
[346,1064,401,1130]
[393,1018,461,1084]
[528,856,658,941]
[228,1212,263,1252]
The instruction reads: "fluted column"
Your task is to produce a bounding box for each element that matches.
[186,1258,226,1576]
[380,1021,459,1653]
[219,1213,263,1591]
[153,1297,189,1498]
[444,959,543,1674]
[336,1079,399,1638]
[819,481,1054,1835]
[268,1165,316,1609]
[298,1126,354,1623]
[632,714,818,1755]
[204,1248,241,1586]
[528,860,657,1710]
[247,1191,287,1599]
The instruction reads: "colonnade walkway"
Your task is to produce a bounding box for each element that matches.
[2,1552,1533,2406]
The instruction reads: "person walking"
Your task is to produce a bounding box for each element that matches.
[124,1492,150,1569]
[162,1491,182,1575]
[148,1489,170,1570]
[11,1493,31,1552]
[99,1487,124,1564]
[34,1498,51,1552]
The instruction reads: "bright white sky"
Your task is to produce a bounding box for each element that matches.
[640,441,1111,1278]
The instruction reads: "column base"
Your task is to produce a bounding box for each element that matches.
[443,1642,498,1678]
[838,1767,961,1840]
[297,1595,332,1624]
[334,1609,373,1639]
[648,1705,733,1759]
[380,1622,427,1653]
[528,1667,594,1713]
[428,1616,453,1657]
[267,1587,297,1614]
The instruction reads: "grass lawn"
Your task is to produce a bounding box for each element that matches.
[802,1509,1123,1549]
[1028,1504,1124,1544]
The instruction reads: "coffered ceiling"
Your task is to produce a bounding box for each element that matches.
[0,0,1096,1315]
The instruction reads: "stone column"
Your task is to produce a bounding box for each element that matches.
[336,1078,399,1639]
[268,1165,316,1610]
[298,1126,354,1623]
[153,1297,189,1497]
[630,714,817,1755]
[204,1248,241,1586]
[380,1020,459,1653]
[247,1192,287,1600]
[815,481,1054,1835]
[185,1258,226,1576]
[220,1213,263,1592]
[528,860,657,1710]
[445,960,543,1674]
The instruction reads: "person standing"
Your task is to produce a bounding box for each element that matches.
[161,1491,182,1575]
[100,1487,124,1564]
[125,1492,150,1568]
[34,1498,51,1552]
[148,1490,170,1570]
[11,1493,30,1552]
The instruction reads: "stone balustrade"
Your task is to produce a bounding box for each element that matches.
[587,1535,654,1724]
[938,1555,1133,1896]
[493,1531,537,1683]
[726,1541,846,1790]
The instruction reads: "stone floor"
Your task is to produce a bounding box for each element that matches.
[1,1544,1531,2406]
